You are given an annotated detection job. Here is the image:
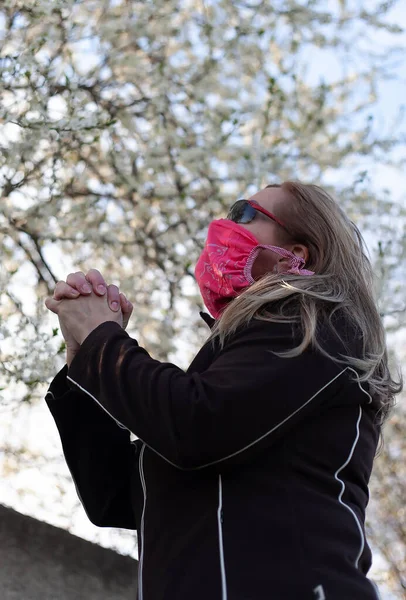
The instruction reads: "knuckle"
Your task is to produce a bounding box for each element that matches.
[86,268,102,278]
[86,269,106,292]
[54,282,65,298]
[67,272,86,287]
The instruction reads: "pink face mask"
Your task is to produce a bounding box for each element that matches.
[195,219,314,319]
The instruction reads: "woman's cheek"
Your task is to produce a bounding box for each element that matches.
[251,249,279,280]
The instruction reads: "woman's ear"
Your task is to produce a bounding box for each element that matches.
[289,244,309,263]
[275,244,310,273]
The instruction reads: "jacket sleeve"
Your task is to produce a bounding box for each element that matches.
[66,319,355,471]
[45,364,140,529]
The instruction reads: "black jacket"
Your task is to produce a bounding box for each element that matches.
[45,312,381,600]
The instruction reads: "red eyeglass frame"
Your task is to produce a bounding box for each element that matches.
[246,200,287,230]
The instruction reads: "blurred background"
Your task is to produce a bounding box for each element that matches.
[0,0,405,598]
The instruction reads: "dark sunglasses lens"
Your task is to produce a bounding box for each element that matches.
[227,201,255,223]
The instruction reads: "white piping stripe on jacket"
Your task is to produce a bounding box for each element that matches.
[334,404,365,568]
[347,367,373,406]
[217,475,228,600]
[138,444,147,600]
[67,367,350,471]
[66,376,136,434]
[333,368,373,571]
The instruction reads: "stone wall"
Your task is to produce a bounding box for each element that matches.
[0,504,138,600]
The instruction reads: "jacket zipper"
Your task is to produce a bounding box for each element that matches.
[138,444,147,600]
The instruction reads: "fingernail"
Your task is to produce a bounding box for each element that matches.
[111,302,119,311]
[97,285,106,294]
[82,284,91,293]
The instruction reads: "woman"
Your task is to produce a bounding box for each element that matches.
[44,182,401,600]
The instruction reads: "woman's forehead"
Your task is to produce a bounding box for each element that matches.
[249,186,290,212]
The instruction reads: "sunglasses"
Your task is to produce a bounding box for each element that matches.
[227,199,287,230]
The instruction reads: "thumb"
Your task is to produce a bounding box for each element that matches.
[120,293,133,329]
[45,296,61,314]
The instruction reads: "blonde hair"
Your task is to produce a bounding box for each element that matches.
[208,181,402,425]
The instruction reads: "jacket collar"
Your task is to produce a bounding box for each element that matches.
[199,311,216,329]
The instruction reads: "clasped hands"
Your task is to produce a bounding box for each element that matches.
[45,269,133,357]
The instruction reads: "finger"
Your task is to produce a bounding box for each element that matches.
[45,296,61,313]
[120,293,133,314]
[119,293,127,311]
[54,281,80,301]
[66,271,92,294]
[120,293,133,329]
[85,268,108,296]
[107,284,121,311]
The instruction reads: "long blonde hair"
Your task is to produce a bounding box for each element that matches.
[208,181,402,425]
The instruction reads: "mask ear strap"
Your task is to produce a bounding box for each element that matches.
[244,246,263,284]
[260,245,315,276]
